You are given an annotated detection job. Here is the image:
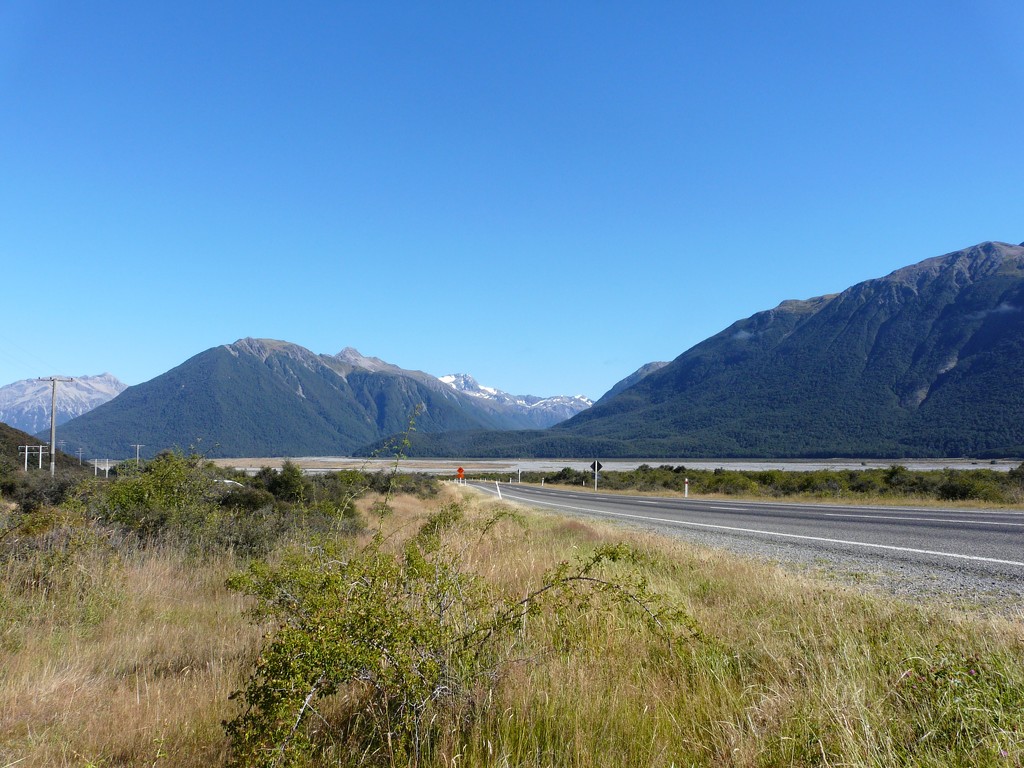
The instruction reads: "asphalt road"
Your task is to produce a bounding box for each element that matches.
[468,482,1024,587]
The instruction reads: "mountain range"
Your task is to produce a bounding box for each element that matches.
[380,240,1024,459]
[52,340,593,458]
[19,239,1024,460]
[0,374,126,435]
[438,373,591,428]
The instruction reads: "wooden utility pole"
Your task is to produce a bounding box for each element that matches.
[39,377,73,477]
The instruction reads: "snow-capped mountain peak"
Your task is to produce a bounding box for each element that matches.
[439,374,500,398]
[439,373,592,427]
[0,373,127,435]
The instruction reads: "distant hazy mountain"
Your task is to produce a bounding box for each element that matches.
[439,373,591,428]
[373,240,1024,458]
[55,339,590,457]
[0,374,126,435]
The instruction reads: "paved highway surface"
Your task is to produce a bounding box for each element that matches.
[468,483,1024,596]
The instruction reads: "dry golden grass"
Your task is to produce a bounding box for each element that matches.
[1,540,260,767]
[3,487,1023,766]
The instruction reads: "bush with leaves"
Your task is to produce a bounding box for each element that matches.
[937,470,1005,503]
[224,503,691,767]
[364,469,439,499]
[258,461,309,503]
[0,467,82,514]
[80,453,361,555]
[534,463,1024,503]
[87,451,221,541]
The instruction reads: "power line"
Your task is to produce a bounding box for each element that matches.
[0,333,61,379]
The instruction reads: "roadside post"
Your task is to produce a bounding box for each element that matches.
[685,478,689,498]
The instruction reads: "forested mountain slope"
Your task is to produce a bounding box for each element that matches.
[56,339,588,458]
[378,241,1024,458]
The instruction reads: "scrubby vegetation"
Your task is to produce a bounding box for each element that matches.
[499,462,1024,504]
[2,453,1024,766]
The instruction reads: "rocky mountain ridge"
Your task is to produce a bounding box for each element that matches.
[0,374,126,435]
[439,373,592,428]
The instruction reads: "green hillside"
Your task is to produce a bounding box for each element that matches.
[0,422,83,471]
[57,339,515,458]
[370,241,1024,459]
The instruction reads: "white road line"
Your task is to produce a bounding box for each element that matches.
[495,491,1024,568]
[824,513,1024,527]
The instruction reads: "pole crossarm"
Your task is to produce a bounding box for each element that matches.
[17,444,48,471]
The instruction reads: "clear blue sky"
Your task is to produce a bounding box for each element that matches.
[2,1,1022,400]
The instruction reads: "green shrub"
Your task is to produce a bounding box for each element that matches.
[83,453,364,555]
[365,470,439,499]
[220,486,276,513]
[224,509,689,767]
[937,472,1005,503]
[89,452,219,540]
[2,469,82,514]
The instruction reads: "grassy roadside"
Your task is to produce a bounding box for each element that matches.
[2,479,1023,766]
[441,489,1024,766]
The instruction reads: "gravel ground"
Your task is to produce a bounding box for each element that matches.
[547,504,1024,620]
